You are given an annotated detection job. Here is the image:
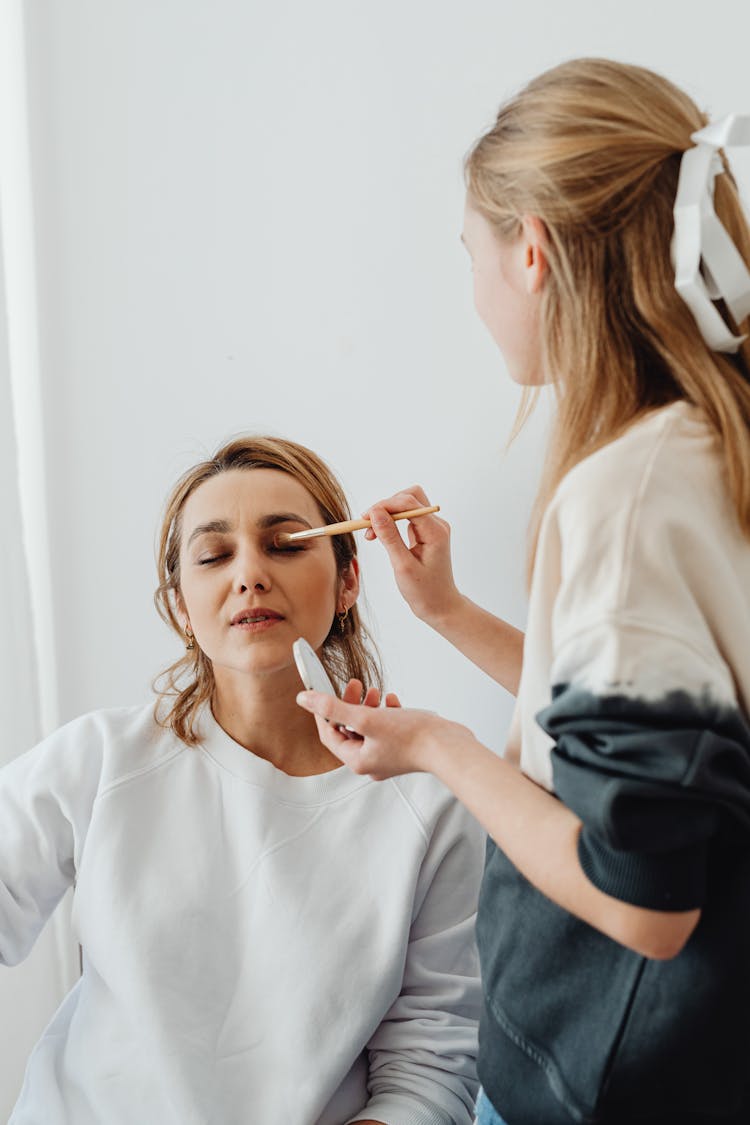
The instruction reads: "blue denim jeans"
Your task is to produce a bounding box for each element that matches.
[475,1087,510,1125]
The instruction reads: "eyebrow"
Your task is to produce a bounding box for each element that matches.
[257,512,313,531]
[186,513,313,548]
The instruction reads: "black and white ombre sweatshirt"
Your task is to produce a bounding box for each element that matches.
[477,400,750,1125]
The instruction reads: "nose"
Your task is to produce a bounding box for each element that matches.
[233,544,272,594]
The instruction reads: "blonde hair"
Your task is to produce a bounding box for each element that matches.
[465,58,750,579]
[153,435,383,745]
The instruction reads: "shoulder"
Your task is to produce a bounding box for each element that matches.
[26,702,183,790]
[385,773,485,928]
[544,403,742,631]
[539,403,748,704]
[552,401,723,533]
[388,772,485,855]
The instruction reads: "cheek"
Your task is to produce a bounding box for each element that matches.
[177,582,200,629]
[476,268,529,353]
[178,570,220,626]
[298,559,341,623]
[474,266,505,329]
[307,562,339,608]
[472,270,489,320]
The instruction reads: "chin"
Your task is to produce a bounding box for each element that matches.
[510,367,547,387]
[209,645,292,678]
[242,651,296,675]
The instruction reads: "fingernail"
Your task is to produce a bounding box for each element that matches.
[296,692,312,708]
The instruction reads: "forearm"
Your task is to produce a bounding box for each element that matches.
[427,594,524,696]
[429,727,699,959]
[298,692,700,959]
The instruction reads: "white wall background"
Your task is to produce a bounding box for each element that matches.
[2,0,750,1113]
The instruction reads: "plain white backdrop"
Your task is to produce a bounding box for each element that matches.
[2,0,750,1114]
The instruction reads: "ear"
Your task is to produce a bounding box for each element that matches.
[339,557,360,610]
[520,215,549,295]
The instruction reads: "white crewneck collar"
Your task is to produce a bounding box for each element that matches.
[196,705,373,806]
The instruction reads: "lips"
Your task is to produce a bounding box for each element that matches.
[230,607,284,627]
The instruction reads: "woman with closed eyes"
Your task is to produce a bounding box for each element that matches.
[0,435,483,1125]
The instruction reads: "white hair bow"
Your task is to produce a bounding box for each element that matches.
[672,114,750,353]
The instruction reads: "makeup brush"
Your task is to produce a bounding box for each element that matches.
[275,505,440,545]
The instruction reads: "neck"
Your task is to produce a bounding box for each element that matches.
[211,665,341,777]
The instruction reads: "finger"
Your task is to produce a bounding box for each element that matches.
[324,731,369,772]
[362,686,380,707]
[297,690,369,733]
[406,484,432,508]
[368,506,417,569]
[342,679,364,705]
[362,490,443,553]
[372,506,449,566]
[312,713,365,764]
[407,509,450,539]
[385,692,402,708]
[362,488,431,519]
[311,711,348,753]
[402,514,452,556]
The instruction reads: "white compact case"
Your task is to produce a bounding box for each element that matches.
[292,638,360,738]
[293,637,338,695]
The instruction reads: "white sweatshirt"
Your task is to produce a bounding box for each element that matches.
[0,703,483,1125]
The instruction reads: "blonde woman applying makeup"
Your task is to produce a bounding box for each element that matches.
[0,436,482,1125]
[298,60,750,1125]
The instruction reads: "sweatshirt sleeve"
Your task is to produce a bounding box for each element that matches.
[348,795,484,1125]
[0,716,102,966]
[538,668,750,911]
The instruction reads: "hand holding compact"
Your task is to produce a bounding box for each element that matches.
[297,680,464,781]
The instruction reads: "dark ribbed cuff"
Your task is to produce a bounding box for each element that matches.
[578,828,706,911]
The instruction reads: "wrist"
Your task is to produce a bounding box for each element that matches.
[422,589,467,635]
[418,714,478,777]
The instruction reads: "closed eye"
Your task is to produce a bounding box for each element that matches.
[197,554,231,566]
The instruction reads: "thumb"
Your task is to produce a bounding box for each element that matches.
[369,507,412,567]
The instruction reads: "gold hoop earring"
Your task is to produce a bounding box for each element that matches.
[185,626,195,651]
[337,606,349,634]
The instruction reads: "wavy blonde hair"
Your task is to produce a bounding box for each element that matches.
[465,58,750,579]
[153,435,383,745]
